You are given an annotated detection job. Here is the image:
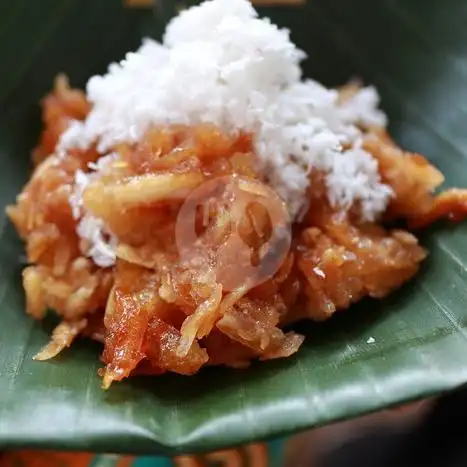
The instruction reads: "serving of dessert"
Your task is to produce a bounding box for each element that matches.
[7,0,467,388]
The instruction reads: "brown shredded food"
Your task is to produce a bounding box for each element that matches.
[7,76,467,388]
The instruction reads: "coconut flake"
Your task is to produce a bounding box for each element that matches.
[70,157,117,268]
[339,86,388,128]
[56,120,88,158]
[76,215,117,268]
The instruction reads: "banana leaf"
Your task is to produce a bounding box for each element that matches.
[1,0,467,455]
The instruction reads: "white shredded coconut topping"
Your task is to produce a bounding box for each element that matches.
[69,155,118,267]
[56,120,88,158]
[60,0,393,267]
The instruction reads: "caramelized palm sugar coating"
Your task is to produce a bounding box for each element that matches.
[294,175,426,322]
[101,261,209,386]
[364,129,467,227]
[363,129,445,220]
[7,79,467,387]
[93,125,303,386]
[32,75,90,166]
[6,145,111,322]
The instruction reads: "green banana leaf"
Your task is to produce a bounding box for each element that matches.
[1,0,467,455]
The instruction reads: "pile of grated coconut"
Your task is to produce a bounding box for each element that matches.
[61,0,393,267]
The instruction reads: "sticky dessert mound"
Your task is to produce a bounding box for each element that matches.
[7,0,467,387]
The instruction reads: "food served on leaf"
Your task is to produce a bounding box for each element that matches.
[7,0,467,388]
